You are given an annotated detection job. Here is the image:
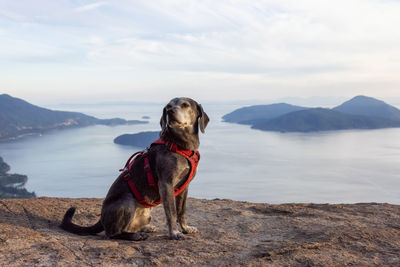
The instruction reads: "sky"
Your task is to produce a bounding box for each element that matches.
[1,0,400,105]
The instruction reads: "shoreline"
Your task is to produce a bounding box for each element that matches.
[0,197,399,266]
[0,157,36,198]
[0,120,149,143]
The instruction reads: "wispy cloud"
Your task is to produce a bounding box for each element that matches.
[1,0,400,102]
[75,1,108,13]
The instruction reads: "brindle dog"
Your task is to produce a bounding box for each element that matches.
[60,97,209,240]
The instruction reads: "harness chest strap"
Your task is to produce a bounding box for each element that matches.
[121,139,200,208]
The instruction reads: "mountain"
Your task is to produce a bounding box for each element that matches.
[333,95,400,121]
[251,108,400,132]
[222,103,306,124]
[223,96,400,132]
[0,94,148,141]
[114,131,160,148]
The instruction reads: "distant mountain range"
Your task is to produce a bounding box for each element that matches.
[0,94,148,142]
[222,103,306,125]
[332,96,400,121]
[223,96,400,132]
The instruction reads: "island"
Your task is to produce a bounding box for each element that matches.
[222,103,307,125]
[0,94,148,142]
[223,96,400,132]
[0,156,35,198]
[114,131,160,148]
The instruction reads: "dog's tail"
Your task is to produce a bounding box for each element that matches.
[60,207,104,235]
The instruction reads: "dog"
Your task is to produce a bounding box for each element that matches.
[60,97,209,240]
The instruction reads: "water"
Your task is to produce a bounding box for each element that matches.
[1,103,400,204]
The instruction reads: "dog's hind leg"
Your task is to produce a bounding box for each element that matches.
[101,195,147,240]
[126,205,157,234]
[110,231,148,241]
[136,207,158,233]
[107,203,155,241]
[140,224,158,233]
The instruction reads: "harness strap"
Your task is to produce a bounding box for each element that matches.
[151,139,200,197]
[144,157,157,188]
[119,151,143,172]
[120,139,200,208]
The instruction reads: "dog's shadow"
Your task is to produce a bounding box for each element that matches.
[0,204,105,240]
[0,203,176,242]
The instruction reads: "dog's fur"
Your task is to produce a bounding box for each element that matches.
[60,97,209,240]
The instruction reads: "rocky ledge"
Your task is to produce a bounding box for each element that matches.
[0,197,399,266]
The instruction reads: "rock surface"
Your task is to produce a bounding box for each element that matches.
[0,197,399,266]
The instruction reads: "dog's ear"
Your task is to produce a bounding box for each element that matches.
[160,107,167,130]
[197,104,209,133]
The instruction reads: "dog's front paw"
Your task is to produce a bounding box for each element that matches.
[182,226,198,234]
[170,230,184,240]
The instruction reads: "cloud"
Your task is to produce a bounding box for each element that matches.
[80,0,400,76]
[75,1,108,13]
[2,0,400,102]
[0,9,26,21]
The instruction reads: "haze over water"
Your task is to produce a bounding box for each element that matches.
[1,103,400,204]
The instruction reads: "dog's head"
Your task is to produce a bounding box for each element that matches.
[160,97,209,149]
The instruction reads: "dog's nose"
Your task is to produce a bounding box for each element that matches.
[167,106,179,114]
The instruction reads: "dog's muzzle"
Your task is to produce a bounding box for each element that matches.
[167,110,189,129]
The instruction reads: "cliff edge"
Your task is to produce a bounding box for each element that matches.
[0,197,399,266]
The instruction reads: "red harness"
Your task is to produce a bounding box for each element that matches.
[120,139,200,208]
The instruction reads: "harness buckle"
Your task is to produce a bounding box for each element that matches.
[123,173,131,180]
[188,151,200,163]
[119,167,128,172]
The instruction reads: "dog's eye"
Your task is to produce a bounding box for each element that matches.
[181,103,189,108]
